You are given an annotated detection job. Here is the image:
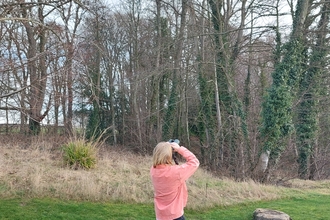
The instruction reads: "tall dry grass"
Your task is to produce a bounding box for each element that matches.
[1,134,329,210]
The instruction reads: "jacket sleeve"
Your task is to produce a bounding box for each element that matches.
[176,147,200,182]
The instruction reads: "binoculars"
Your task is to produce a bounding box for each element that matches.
[168,139,180,165]
[168,139,180,144]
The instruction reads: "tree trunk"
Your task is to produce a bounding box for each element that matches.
[297,1,330,179]
[21,1,48,135]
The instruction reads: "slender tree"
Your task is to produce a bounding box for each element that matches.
[206,0,248,177]
[162,0,189,140]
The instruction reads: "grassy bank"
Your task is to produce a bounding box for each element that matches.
[0,135,294,209]
[0,135,330,219]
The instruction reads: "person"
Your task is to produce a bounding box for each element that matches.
[150,141,200,220]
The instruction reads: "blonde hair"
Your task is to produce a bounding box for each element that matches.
[152,142,174,168]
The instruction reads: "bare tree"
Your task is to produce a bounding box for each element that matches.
[0,0,80,134]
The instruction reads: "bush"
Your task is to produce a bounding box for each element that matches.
[62,139,98,169]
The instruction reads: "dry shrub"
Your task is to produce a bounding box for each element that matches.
[1,134,329,209]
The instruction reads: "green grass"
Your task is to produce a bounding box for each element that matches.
[0,198,155,220]
[0,193,329,220]
[186,193,330,220]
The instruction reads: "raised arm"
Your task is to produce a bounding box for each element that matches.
[172,144,199,181]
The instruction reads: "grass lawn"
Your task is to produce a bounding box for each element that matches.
[0,193,329,220]
[186,193,330,220]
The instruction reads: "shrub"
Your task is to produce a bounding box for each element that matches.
[62,139,98,169]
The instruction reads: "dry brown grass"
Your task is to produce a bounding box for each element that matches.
[1,134,329,210]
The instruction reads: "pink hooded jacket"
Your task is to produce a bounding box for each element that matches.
[150,147,200,220]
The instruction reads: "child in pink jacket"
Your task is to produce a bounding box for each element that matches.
[150,141,200,220]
